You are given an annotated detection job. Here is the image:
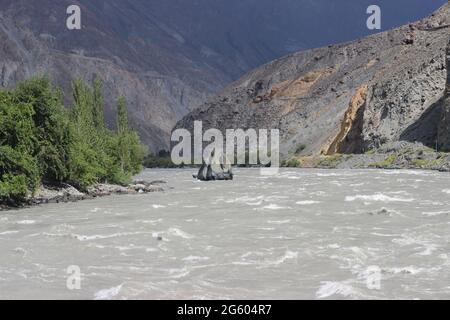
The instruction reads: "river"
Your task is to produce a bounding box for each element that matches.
[0,168,449,299]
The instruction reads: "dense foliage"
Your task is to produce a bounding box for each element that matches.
[0,76,145,205]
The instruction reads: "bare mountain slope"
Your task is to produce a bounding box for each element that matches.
[0,0,446,152]
[177,2,450,159]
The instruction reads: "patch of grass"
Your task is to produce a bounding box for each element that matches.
[421,146,436,154]
[400,148,415,155]
[412,157,447,168]
[368,154,397,168]
[285,158,302,168]
[412,159,428,167]
[317,154,344,168]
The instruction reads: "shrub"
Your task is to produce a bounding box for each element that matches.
[285,158,301,167]
[0,146,39,203]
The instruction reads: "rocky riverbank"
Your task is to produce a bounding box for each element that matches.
[1,180,166,210]
[287,142,450,172]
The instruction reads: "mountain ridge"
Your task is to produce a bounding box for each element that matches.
[0,0,447,152]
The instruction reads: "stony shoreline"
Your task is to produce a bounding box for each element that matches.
[1,179,166,211]
[287,142,450,172]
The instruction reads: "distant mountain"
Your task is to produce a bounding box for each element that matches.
[0,0,446,151]
[177,3,450,158]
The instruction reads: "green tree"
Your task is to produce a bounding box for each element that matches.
[116,96,128,135]
[92,77,105,130]
[69,79,108,188]
[0,146,39,204]
[12,76,71,183]
[115,96,144,175]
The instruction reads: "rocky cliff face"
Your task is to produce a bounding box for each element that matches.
[177,2,450,159]
[437,38,450,150]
